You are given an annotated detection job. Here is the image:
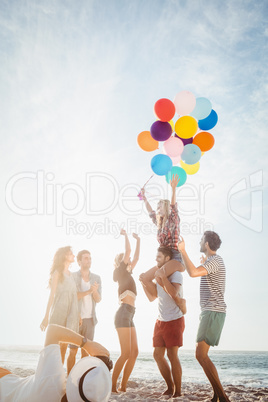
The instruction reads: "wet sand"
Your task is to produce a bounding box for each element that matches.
[9,367,268,401]
[109,379,268,401]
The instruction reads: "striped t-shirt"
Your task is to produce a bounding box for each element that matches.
[200,255,226,313]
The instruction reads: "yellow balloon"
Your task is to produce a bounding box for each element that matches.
[180,160,200,175]
[168,119,175,132]
[175,116,198,139]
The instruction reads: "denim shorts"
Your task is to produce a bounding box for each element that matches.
[171,249,183,263]
[114,303,135,328]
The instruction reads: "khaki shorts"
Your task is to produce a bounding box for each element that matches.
[196,311,226,346]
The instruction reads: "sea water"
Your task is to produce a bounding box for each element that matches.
[0,346,267,388]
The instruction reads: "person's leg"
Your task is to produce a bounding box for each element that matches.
[196,341,230,402]
[119,326,139,391]
[60,342,68,364]
[67,347,78,374]
[81,318,95,358]
[112,327,131,392]
[164,259,185,275]
[153,347,174,395]
[166,346,182,397]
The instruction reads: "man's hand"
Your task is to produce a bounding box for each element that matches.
[177,236,185,253]
[139,273,146,284]
[89,282,99,294]
[170,174,180,189]
[200,255,207,264]
[155,267,166,279]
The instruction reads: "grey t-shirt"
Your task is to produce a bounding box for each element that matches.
[156,271,183,322]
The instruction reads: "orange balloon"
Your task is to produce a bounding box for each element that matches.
[193,131,215,152]
[137,131,159,152]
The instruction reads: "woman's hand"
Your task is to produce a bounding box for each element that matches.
[170,174,180,189]
[120,228,127,236]
[40,316,49,332]
[132,233,140,240]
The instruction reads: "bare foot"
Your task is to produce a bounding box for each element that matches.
[118,387,126,392]
[163,388,174,396]
[173,391,182,397]
[112,388,118,393]
[211,394,218,402]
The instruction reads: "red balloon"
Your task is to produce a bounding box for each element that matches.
[154,98,175,122]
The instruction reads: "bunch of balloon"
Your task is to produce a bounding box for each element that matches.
[137,91,218,188]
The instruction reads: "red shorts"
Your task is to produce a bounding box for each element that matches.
[153,317,185,348]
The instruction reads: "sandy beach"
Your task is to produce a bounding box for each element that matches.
[9,366,268,401]
[109,380,268,401]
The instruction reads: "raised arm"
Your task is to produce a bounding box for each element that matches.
[40,271,59,331]
[178,237,208,277]
[170,174,179,206]
[121,229,131,264]
[130,233,140,270]
[141,188,153,214]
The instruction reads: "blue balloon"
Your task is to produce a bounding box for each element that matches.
[181,144,201,165]
[191,97,212,120]
[151,154,172,176]
[166,166,187,187]
[198,109,218,130]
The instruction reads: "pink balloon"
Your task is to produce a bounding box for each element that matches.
[171,155,181,165]
[163,136,184,157]
[173,90,196,116]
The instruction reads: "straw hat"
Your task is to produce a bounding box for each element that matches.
[66,356,112,402]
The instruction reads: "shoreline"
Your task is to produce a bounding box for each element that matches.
[109,380,268,401]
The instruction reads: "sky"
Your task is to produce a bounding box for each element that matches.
[0,0,267,353]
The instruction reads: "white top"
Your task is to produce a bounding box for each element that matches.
[0,344,66,402]
[81,278,93,319]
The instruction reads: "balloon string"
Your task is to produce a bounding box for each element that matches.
[143,174,154,188]
[137,175,154,200]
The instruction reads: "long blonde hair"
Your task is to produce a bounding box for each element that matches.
[156,199,170,230]
[114,253,124,269]
[49,246,72,287]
